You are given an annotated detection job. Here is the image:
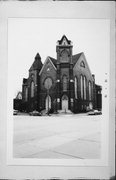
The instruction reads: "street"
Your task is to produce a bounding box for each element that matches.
[13,113,101,159]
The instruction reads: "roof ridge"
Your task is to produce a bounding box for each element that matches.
[72,52,83,56]
[72,52,83,66]
[48,56,56,60]
[48,56,57,67]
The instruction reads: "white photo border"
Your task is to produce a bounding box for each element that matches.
[0,1,115,179]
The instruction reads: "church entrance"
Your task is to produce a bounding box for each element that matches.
[62,95,68,112]
[45,95,51,111]
[89,102,93,110]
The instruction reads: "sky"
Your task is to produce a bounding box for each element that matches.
[8,18,110,98]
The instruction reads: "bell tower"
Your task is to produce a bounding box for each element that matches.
[56,35,74,112]
[56,35,73,64]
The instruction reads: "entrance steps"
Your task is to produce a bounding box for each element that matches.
[41,109,73,116]
[57,109,73,114]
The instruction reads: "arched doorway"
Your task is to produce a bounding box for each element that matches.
[62,95,68,112]
[45,95,51,111]
[89,102,93,110]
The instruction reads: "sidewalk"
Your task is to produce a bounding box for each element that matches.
[15,132,100,159]
[13,115,101,159]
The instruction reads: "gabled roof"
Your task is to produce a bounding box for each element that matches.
[29,53,43,71]
[48,56,57,67]
[48,53,83,68]
[16,91,22,99]
[49,53,83,67]
[39,56,57,76]
[73,52,93,78]
[72,52,83,66]
[42,53,82,68]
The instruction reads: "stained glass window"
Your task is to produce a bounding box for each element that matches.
[63,75,68,91]
[74,77,78,99]
[31,81,34,97]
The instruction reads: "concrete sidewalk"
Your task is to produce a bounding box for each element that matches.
[21,132,100,159]
[13,114,101,159]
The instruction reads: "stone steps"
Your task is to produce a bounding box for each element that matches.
[41,109,73,115]
[57,109,73,114]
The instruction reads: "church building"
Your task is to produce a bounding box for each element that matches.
[21,35,102,113]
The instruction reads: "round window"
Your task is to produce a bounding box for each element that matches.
[44,77,52,90]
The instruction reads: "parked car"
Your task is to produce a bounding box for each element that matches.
[13,110,18,115]
[29,110,42,116]
[87,110,102,115]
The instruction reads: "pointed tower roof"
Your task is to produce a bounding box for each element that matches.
[57,35,72,45]
[29,53,43,71]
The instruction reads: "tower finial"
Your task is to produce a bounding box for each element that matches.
[35,53,41,59]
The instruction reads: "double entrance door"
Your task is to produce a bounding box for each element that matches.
[45,95,69,112]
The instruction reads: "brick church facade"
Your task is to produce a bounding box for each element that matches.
[21,35,102,113]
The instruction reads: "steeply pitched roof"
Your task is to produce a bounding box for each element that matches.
[39,56,57,76]
[48,53,83,67]
[48,56,57,67]
[72,52,83,66]
[29,53,43,71]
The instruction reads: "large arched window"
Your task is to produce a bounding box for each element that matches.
[25,87,28,101]
[74,77,78,99]
[89,81,92,100]
[31,81,34,98]
[63,75,68,91]
[81,75,83,99]
[84,76,86,100]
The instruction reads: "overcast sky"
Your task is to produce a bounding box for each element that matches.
[8,18,110,97]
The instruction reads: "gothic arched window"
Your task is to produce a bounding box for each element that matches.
[84,76,86,100]
[81,75,83,99]
[89,81,92,100]
[25,87,28,101]
[62,38,68,46]
[63,75,68,91]
[31,81,34,98]
[60,49,69,62]
[80,61,85,68]
[74,77,78,99]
